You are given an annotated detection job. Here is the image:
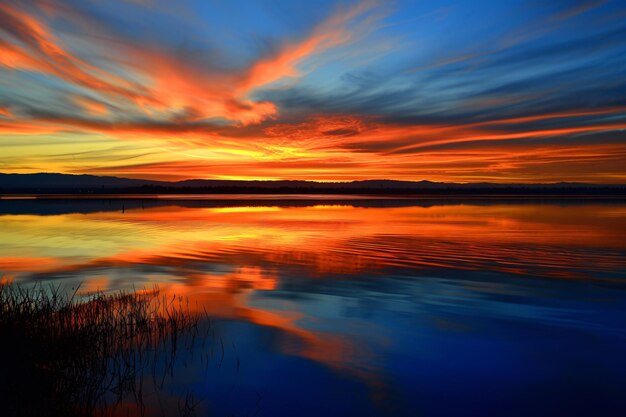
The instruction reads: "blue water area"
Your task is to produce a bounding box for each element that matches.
[188,271,626,417]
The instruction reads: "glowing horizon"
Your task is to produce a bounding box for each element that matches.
[1,0,626,183]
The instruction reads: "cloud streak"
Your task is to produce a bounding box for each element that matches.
[1,0,626,182]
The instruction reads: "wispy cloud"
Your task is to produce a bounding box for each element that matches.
[1,0,625,182]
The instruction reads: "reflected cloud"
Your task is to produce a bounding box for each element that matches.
[1,200,625,407]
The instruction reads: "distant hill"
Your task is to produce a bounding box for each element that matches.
[0,173,165,189]
[0,173,625,195]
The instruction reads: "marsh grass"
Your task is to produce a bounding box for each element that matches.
[0,283,208,417]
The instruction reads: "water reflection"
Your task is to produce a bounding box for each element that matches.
[1,197,625,416]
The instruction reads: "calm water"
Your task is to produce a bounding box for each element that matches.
[1,197,626,416]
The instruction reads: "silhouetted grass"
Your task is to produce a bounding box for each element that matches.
[0,283,207,417]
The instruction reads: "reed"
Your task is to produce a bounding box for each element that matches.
[0,282,207,417]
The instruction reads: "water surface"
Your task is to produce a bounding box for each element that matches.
[1,197,625,416]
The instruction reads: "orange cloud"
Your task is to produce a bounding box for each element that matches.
[0,2,383,127]
[238,1,382,95]
[1,1,625,184]
[2,105,625,183]
[2,2,626,183]
[126,1,383,125]
[0,4,144,100]
[72,96,108,116]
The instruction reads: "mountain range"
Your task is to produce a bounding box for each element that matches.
[1,173,625,195]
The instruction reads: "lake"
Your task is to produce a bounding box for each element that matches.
[1,196,625,416]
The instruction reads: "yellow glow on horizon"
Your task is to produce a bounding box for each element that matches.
[212,207,282,213]
[2,112,626,183]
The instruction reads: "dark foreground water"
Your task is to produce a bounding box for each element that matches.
[1,196,625,416]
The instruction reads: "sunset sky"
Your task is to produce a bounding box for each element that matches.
[1,0,625,183]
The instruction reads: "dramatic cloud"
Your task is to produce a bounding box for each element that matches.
[1,0,625,182]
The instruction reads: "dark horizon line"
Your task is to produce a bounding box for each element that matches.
[2,172,626,186]
[1,172,626,196]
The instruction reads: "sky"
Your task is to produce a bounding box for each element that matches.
[0,0,625,183]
